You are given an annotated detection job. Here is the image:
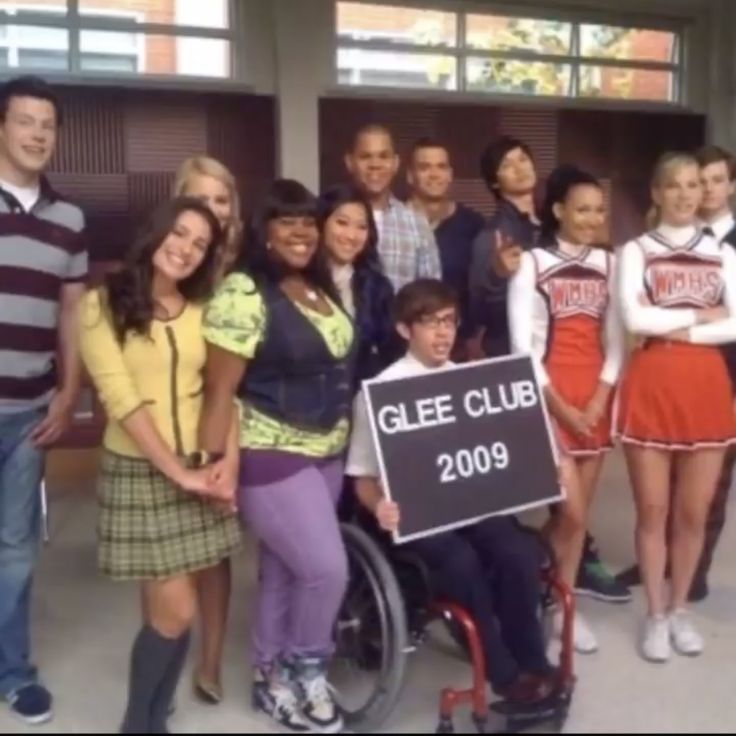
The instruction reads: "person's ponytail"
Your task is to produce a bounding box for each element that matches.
[645,204,661,230]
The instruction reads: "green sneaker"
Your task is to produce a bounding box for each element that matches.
[576,556,632,604]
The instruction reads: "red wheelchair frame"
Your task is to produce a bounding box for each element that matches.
[335,521,576,734]
[433,570,576,734]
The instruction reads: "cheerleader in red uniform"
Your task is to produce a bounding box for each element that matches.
[508,165,624,654]
[618,152,736,663]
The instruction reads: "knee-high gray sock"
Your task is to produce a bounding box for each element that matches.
[121,626,182,735]
[149,631,191,734]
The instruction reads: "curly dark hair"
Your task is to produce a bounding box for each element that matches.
[540,164,601,242]
[238,179,340,302]
[104,196,222,343]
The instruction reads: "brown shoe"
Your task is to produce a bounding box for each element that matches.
[499,672,556,706]
[194,674,223,705]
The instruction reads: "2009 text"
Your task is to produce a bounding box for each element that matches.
[437,443,510,484]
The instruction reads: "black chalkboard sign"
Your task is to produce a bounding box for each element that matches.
[363,356,562,543]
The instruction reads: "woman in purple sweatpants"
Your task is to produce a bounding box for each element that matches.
[199,179,355,734]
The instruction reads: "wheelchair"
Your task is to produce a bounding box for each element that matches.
[330,511,576,734]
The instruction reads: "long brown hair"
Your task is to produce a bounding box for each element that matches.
[104,197,222,343]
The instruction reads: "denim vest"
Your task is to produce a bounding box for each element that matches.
[240,281,355,432]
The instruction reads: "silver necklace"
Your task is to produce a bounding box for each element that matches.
[305,288,319,302]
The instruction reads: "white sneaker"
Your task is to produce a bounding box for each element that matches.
[641,615,671,663]
[296,673,344,734]
[252,670,310,733]
[553,610,599,654]
[669,609,704,657]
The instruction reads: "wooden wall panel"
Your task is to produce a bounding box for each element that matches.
[46,87,276,449]
[559,109,706,243]
[320,97,559,216]
[320,97,706,241]
[45,174,128,212]
[125,101,209,173]
[46,86,276,263]
[498,107,558,181]
[50,92,125,175]
[127,172,176,217]
[206,94,275,209]
[435,104,499,181]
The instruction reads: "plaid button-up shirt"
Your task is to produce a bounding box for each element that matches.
[375,196,442,292]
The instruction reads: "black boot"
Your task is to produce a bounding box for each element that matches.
[121,626,184,735]
[150,631,191,734]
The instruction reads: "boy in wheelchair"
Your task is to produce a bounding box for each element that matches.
[346,279,559,711]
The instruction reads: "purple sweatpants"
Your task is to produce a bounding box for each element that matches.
[239,451,348,668]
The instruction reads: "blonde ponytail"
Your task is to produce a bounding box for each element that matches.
[645,204,661,230]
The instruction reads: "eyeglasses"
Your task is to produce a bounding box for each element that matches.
[417,314,460,330]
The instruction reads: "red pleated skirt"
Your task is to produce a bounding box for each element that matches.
[547,360,614,456]
[617,341,736,450]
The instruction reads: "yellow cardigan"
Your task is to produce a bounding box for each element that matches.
[79,289,206,459]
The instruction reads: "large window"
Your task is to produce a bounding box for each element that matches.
[337,2,683,102]
[0,0,234,79]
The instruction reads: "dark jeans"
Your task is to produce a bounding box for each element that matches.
[407,517,550,691]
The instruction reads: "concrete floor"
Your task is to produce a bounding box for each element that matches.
[1,449,735,734]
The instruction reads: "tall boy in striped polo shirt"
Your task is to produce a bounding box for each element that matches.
[0,76,87,726]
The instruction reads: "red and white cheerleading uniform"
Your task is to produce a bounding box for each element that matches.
[508,240,624,455]
[617,224,736,450]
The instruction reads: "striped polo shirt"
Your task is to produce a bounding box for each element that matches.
[0,178,87,413]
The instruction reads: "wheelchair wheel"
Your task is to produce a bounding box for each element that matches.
[331,523,409,733]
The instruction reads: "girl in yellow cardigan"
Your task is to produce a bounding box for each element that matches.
[79,197,241,734]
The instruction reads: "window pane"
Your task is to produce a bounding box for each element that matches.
[338,48,457,89]
[81,52,136,73]
[15,24,67,49]
[79,31,230,77]
[82,28,137,52]
[579,64,675,101]
[18,48,67,70]
[78,0,229,29]
[0,49,8,69]
[0,2,67,18]
[466,57,571,96]
[337,2,456,47]
[466,14,572,55]
[1,25,69,71]
[580,25,678,63]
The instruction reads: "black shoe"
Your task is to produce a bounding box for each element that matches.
[615,564,642,589]
[576,559,632,603]
[688,577,709,603]
[7,684,53,726]
[617,564,677,589]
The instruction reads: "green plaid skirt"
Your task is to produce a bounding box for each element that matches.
[98,451,241,581]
